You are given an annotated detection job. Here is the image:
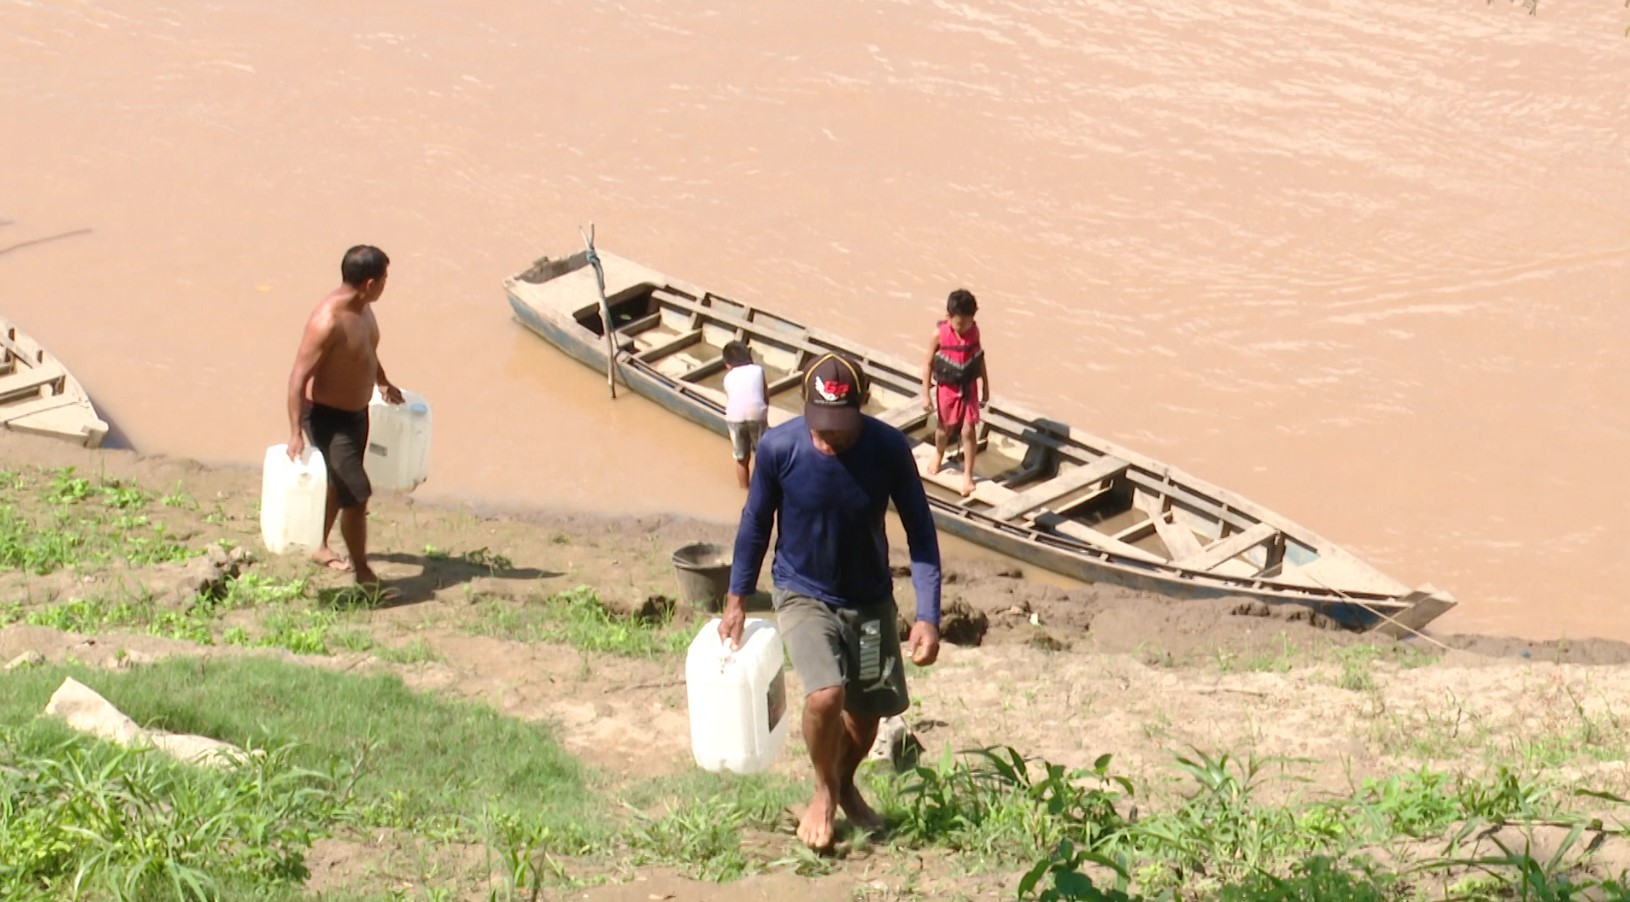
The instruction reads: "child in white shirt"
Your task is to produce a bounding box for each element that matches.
[722,341,770,489]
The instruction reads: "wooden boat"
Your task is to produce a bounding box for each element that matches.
[505,250,1455,635]
[0,315,110,448]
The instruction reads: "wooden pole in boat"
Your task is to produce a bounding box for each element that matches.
[579,223,618,400]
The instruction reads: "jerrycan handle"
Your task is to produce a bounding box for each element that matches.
[709,620,748,673]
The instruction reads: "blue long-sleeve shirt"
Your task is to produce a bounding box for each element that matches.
[728,415,943,625]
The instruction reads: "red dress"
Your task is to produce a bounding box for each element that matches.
[932,320,983,427]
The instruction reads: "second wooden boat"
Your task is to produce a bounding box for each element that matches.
[0,315,109,448]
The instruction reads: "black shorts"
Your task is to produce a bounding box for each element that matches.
[303,402,371,509]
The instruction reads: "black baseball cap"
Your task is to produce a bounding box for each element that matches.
[803,353,867,431]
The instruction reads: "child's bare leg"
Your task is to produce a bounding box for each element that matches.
[959,421,978,496]
[735,454,751,490]
[928,423,949,475]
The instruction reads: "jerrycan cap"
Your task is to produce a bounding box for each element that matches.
[408,401,429,415]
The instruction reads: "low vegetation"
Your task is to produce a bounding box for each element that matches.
[468,585,696,659]
[5,462,1630,899]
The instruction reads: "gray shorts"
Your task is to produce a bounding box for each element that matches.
[728,416,767,461]
[773,589,910,720]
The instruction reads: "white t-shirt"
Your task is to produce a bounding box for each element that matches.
[723,363,768,421]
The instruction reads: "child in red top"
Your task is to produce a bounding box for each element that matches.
[921,289,988,497]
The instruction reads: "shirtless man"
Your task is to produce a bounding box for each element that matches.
[285,245,404,586]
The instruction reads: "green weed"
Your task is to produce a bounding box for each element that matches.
[472,586,693,658]
[375,637,440,665]
[0,722,346,900]
[235,609,367,656]
[882,745,1131,866]
[44,466,92,504]
[0,660,599,842]
[23,595,214,645]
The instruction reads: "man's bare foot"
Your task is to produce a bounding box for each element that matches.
[311,548,352,572]
[959,477,975,497]
[839,785,885,835]
[797,789,837,851]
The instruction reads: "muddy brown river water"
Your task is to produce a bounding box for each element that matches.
[2,0,1626,639]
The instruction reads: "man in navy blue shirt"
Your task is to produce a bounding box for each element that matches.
[720,352,943,852]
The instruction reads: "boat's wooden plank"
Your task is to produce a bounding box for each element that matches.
[679,357,727,383]
[0,331,42,364]
[986,455,1130,522]
[613,312,665,352]
[636,328,703,363]
[0,362,65,402]
[910,442,1004,500]
[962,480,1014,508]
[1055,484,1114,516]
[1277,551,1403,596]
[1175,522,1278,572]
[7,404,103,444]
[0,393,81,425]
[875,405,929,431]
[1033,514,1166,564]
[1124,470,1257,535]
[1136,492,1206,560]
[615,311,663,337]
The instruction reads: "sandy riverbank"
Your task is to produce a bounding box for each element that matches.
[5,429,1630,899]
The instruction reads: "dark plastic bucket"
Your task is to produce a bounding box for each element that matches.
[671,542,733,612]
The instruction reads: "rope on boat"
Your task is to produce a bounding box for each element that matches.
[579,223,618,400]
[1301,570,1450,651]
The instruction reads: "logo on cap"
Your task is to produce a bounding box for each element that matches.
[813,376,850,403]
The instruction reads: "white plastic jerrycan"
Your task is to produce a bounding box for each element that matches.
[261,444,327,554]
[685,616,789,774]
[365,387,432,493]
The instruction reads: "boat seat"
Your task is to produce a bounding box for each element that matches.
[875,405,929,432]
[636,328,703,363]
[1174,522,1278,572]
[985,455,1130,522]
[0,331,39,363]
[909,442,1012,504]
[1134,492,1206,560]
[1031,513,1166,564]
[0,362,64,402]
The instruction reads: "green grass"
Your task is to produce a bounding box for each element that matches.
[227,609,374,656]
[0,659,599,840]
[470,586,697,658]
[14,594,215,645]
[374,637,440,665]
[0,574,330,655]
[0,572,409,661]
[875,745,1132,871]
[0,466,199,575]
[0,659,838,896]
[0,721,343,900]
[857,742,1612,901]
